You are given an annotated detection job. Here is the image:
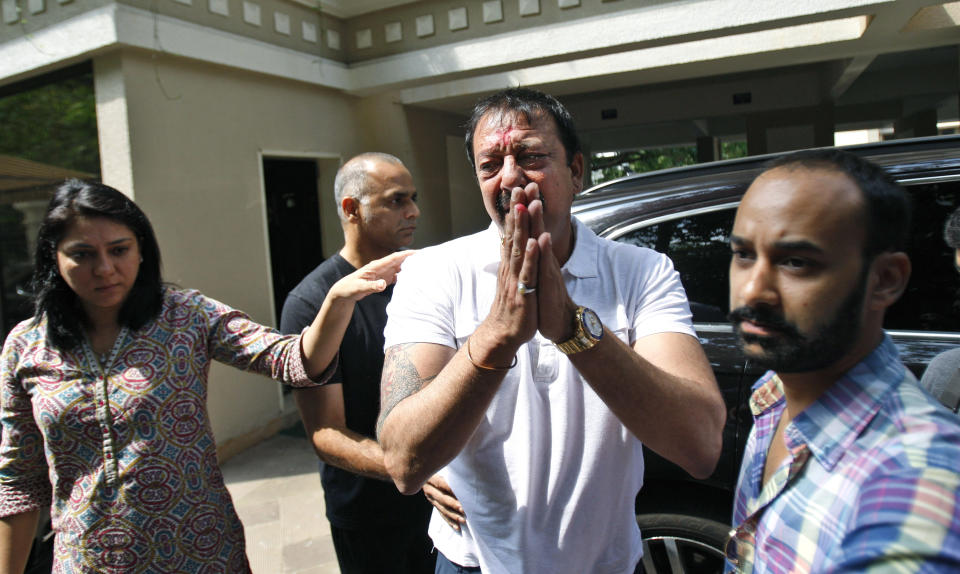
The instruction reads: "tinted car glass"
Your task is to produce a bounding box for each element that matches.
[616,207,735,323]
[891,180,960,332]
[611,180,960,334]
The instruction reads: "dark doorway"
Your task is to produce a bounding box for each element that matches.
[263,157,323,323]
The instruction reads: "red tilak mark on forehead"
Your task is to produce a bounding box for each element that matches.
[496,128,514,148]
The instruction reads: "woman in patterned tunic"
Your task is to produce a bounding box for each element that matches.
[0,180,408,573]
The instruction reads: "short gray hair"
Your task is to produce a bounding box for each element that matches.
[334,152,405,220]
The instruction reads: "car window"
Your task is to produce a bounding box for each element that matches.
[889,180,960,333]
[615,180,960,332]
[616,208,736,323]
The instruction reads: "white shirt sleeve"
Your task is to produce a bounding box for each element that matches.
[624,245,696,341]
[383,246,460,351]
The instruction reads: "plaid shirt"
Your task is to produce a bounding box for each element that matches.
[728,335,960,573]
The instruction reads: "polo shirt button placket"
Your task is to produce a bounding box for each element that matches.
[535,336,558,383]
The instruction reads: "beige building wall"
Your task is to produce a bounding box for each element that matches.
[355,91,470,249]
[89,47,477,457]
[446,134,489,238]
[92,47,362,456]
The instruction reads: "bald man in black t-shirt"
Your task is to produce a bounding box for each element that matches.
[280,153,462,574]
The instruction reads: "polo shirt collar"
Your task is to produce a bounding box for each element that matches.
[564,217,600,279]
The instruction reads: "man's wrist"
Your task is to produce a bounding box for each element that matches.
[470,324,522,367]
[550,301,580,344]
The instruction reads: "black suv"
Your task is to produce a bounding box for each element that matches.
[572,135,960,574]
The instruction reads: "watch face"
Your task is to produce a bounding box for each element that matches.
[582,308,603,339]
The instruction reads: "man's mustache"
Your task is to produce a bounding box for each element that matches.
[496,190,511,219]
[496,190,545,220]
[728,305,802,339]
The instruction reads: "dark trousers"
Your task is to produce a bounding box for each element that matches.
[434,552,481,574]
[331,523,436,574]
[435,551,646,574]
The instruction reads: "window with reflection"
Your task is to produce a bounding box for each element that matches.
[891,181,960,333]
[616,208,736,323]
[614,180,960,333]
[0,63,99,339]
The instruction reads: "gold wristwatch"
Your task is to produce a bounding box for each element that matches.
[555,306,603,355]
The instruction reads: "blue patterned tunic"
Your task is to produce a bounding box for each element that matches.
[0,288,330,573]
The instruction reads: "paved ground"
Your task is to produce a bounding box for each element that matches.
[222,426,340,574]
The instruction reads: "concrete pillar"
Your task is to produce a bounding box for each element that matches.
[895,109,938,138]
[746,115,767,156]
[747,105,835,154]
[447,134,487,236]
[697,136,720,163]
[767,125,816,153]
[92,52,135,197]
[813,103,835,147]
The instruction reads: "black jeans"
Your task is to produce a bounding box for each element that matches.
[331,523,436,574]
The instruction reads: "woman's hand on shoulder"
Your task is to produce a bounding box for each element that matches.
[330,250,417,302]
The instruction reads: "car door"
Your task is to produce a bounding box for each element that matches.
[573,139,960,573]
[590,168,960,513]
[603,203,753,516]
[887,176,960,383]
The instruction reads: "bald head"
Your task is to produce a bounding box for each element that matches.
[762,148,911,258]
[736,166,868,267]
[335,153,406,221]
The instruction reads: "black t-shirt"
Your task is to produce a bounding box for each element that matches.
[280,254,431,529]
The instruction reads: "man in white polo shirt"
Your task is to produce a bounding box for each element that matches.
[376,88,726,574]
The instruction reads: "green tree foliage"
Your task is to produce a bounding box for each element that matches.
[0,72,99,174]
[589,140,749,186]
[590,146,698,185]
[721,140,748,160]
[0,72,99,335]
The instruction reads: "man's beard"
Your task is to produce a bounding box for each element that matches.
[728,268,868,373]
[495,190,545,224]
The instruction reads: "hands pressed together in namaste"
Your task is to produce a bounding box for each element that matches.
[486,182,578,354]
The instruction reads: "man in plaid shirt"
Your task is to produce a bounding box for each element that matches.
[725,148,960,573]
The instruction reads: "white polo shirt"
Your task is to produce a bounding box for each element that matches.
[384,217,695,574]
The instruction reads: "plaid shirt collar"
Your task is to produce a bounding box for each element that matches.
[748,334,905,472]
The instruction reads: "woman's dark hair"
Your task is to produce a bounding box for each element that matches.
[463,87,582,170]
[32,179,164,349]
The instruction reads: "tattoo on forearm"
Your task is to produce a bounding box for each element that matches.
[377,343,436,438]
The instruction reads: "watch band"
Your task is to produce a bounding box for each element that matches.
[556,306,602,355]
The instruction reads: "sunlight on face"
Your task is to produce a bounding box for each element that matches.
[57,216,141,321]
